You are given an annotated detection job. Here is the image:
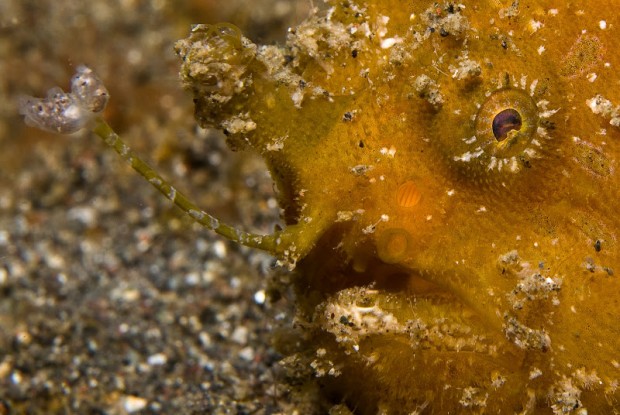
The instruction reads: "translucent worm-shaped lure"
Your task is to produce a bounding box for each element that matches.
[18,66,310,263]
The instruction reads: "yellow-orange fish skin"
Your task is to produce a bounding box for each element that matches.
[177,1,620,413]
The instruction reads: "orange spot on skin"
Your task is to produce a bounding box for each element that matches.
[397,181,422,207]
[377,228,411,264]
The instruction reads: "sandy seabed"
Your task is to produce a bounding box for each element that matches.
[0,1,312,414]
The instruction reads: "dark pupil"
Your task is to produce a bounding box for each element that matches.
[492,108,522,141]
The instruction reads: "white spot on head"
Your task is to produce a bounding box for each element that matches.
[454,148,484,162]
[529,368,542,379]
[536,126,549,138]
[463,136,477,145]
[379,146,397,157]
[380,37,402,49]
[528,20,544,33]
[508,157,519,172]
[539,107,560,119]
[530,79,539,96]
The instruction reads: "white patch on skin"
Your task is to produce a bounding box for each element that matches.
[537,126,549,138]
[335,209,365,223]
[454,148,484,162]
[449,53,482,80]
[535,98,561,132]
[528,20,544,34]
[599,20,607,30]
[529,367,543,379]
[266,135,288,151]
[530,79,538,96]
[380,146,397,157]
[413,74,444,107]
[537,45,546,55]
[222,114,257,134]
[508,157,519,172]
[380,37,402,49]
[319,287,406,351]
[586,94,620,126]
[463,136,477,145]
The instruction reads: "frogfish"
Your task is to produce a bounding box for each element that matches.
[19,0,620,413]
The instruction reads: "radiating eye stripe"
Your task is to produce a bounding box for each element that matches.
[464,77,557,174]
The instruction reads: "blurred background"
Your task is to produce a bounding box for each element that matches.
[0,1,314,414]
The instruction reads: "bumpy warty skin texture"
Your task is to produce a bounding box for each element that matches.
[176,1,620,413]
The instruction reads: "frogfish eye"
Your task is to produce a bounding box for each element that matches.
[492,108,522,141]
[429,77,558,178]
[473,88,539,155]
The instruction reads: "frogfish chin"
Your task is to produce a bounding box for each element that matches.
[167,0,620,413]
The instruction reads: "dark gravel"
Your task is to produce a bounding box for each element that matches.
[0,1,312,414]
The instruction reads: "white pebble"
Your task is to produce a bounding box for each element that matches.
[238,346,255,361]
[45,253,65,269]
[0,230,9,246]
[67,206,97,226]
[123,395,148,413]
[231,326,249,345]
[253,290,266,305]
[185,272,200,286]
[212,240,227,258]
[147,353,168,366]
